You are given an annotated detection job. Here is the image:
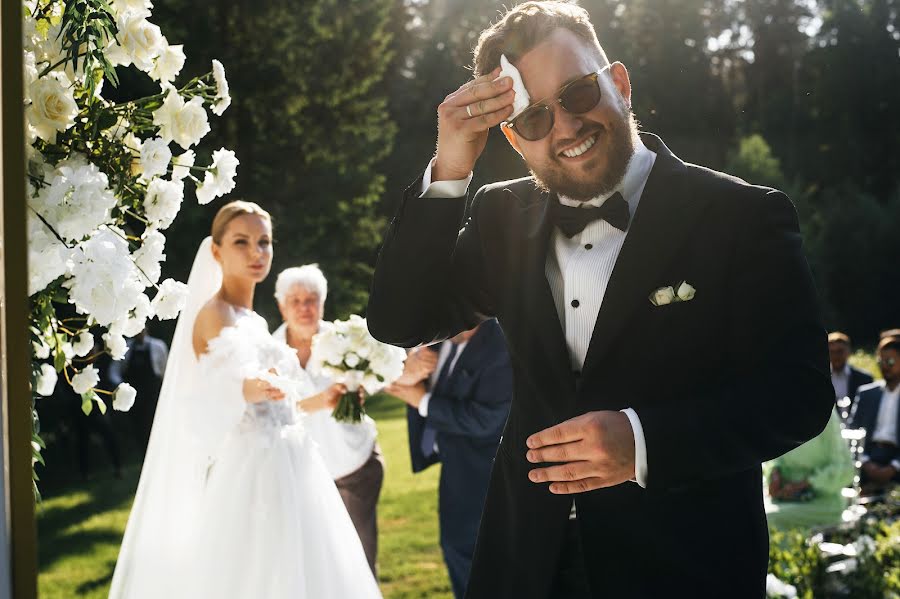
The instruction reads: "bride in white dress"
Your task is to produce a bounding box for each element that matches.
[109,201,382,599]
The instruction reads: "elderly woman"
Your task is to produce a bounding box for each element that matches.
[274,264,384,574]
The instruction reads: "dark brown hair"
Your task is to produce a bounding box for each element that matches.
[472,1,608,77]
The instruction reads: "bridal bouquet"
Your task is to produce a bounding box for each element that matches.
[308,315,406,423]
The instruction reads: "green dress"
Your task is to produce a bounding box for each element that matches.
[764,408,855,531]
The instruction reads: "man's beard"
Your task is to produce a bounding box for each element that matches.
[531,110,639,202]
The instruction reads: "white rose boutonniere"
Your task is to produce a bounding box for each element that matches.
[650,281,696,307]
[676,281,696,302]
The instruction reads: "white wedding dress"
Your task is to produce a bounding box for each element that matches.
[109,238,382,599]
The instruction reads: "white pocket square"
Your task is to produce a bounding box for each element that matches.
[649,281,696,306]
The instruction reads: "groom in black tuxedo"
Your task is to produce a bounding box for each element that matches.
[367,2,833,597]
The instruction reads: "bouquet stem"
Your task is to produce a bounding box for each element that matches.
[332,390,365,423]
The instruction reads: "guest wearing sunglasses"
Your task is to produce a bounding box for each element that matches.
[368,2,832,597]
[849,335,900,494]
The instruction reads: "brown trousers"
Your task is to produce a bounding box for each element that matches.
[334,445,385,575]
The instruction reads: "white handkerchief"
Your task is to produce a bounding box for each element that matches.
[499,54,530,119]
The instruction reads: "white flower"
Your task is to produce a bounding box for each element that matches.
[149,40,185,84]
[103,330,129,360]
[195,148,239,205]
[211,59,231,116]
[853,535,876,555]
[27,212,73,295]
[23,51,38,104]
[650,286,676,306]
[152,89,210,150]
[111,12,163,72]
[132,228,166,286]
[109,0,152,17]
[71,365,100,395]
[171,150,194,181]
[676,281,696,302]
[36,363,58,397]
[765,574,797,598]
[139,137,172,180]
[64,228,146,326]
[113,382,137,411]
[345,353,360,368]
[33,337,51,360]
[116,293,154,337]
[143,178,184,230]
[30,155,118,243]
[73,332,94,357]
[27,71,78,143]
[152,278,188,320]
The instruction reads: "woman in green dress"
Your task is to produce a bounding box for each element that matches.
[765,408,855,531]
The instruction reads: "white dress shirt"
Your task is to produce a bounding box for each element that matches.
[831,364,850,400]
[274,321,378,480]
[872,384,900,445]
[418,340,469,417]
[419,139,656,488]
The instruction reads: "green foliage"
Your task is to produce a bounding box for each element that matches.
[726,134,786,189]
[768,527,828,598]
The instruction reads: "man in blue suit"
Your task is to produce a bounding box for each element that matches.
[849,335,900,494]
[387,319,513,598]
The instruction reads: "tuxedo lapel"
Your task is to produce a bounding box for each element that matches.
[581,135,711,377]
[518,185,576,393]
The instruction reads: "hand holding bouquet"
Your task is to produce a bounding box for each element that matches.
[308,315,406,423]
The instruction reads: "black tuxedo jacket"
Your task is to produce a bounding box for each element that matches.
[368,134,833,598]
[846,365,875,405]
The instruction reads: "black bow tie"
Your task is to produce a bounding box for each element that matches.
[550,192,630,237]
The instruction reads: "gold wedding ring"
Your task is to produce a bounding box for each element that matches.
[466,104,473,118]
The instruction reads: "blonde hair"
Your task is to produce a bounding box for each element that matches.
[210,200,272,244]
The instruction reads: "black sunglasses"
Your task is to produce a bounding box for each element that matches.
[504,65,612,142]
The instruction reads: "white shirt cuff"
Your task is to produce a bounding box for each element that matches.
[420,158,472,198]
[891,460,900,472]
[621,408,648,488]
[418,392,432,417]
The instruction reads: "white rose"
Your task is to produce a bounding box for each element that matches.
[139,137,172,180]
[344,352,360,368]
[73,332,95,357]
[152,89,210,150]
[27,71,78,143]
[149,40,185,84]
[143,178,184,230]
[33,337,51,360]
[103,330,129,360]
[132,228,166,286]
[170,149,194,181]
[23,51,38,104]
[71,365,100,395]
[109,0,152,17]
[27,212,73,295]
[211,59,231,116]
[36,363,58,397]
[114,12,163,72]
[195,148,239,205]
[113,382,137,412]
[652,286,676,306]
[151,278,188,320]
[676,281,696,302]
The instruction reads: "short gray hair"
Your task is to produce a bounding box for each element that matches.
[274,264,328,307]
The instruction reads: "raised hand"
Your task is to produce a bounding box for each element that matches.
[433,67,515,182]
[525,411,636,494]
[396,347,438,385]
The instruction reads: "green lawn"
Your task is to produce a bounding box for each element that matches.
[37,394,453,598]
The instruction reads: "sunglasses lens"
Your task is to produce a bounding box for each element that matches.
[560,78,601,114]
[516,106,553,141]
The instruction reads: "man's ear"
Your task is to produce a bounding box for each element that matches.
[501,124,523,156]
[609,61,632,109]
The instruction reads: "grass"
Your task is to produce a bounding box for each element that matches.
[36,394,453,598]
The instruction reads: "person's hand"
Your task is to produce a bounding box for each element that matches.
[433,67,514,182]
[298,383,347,412]
[385,382,427,409]
[396,347,438,385]
[868,463,897,485]
[525,411,636,494]
[243,377,285,403]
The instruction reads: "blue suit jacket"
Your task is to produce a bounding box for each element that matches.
[850,380,900,453]
[406,319,513,548]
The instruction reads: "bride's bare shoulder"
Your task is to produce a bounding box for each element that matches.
[192,298,238,358]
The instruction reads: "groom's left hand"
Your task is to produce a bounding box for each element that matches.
[525,411,636,494]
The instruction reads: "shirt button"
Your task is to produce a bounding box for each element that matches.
[571,299,580,308]
[584,243,593,250]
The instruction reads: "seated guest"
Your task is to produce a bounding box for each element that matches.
[765,407,854,531]
[828,332,873,420]
[849,335,900,494]
[273,264,384,575]
[386,320,512,599]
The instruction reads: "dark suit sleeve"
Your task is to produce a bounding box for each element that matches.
[425,353,512,439]
[848,390,869,429]
[367,180,495,347]
[639,190,834,490]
